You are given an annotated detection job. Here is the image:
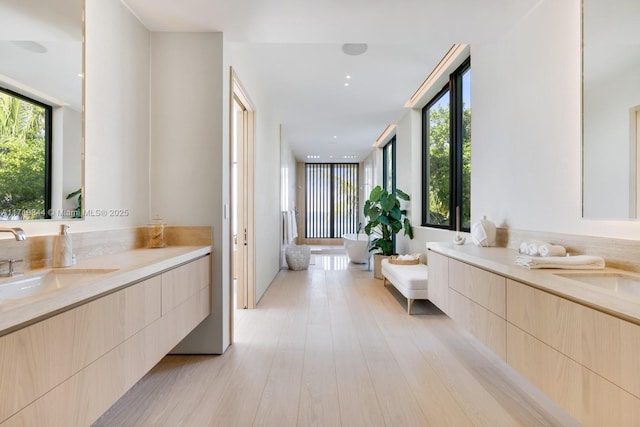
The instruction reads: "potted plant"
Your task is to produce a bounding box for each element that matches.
[363,185,414,278]
[66,188,82,219]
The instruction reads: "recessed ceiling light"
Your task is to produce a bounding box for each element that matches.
[344,82,349,87]
[346,75,351,79]
[342,43,368,56]
[333,135,337,139]
[306,155,320,159]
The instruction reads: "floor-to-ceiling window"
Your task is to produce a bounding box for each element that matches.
[305,163,359,238]
[422,58,471,231]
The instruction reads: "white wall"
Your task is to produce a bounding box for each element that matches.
[61,107,82,213]
[472,0,582,235]
[280,129,297,213]
[280,129,297,266]
[148,32,226,354]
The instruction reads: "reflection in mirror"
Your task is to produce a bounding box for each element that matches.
[583,0,640,219]
[0,0,83,220]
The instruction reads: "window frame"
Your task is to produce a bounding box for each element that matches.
[421,57,471,231]
[0,87,53,219]
[382,135,396,194]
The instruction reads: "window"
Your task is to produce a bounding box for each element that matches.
[305,163,359,238]
[422,58,471,230]
[0,88,52,220]
[382,136,396,194]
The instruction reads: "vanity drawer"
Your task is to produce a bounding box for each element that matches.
[449,258,505,317]
[507,323,640,426]
[161,255,211,315]
[426,250,449,314]
[0,275,161,423]
[506,279,640,400]
[448,288,506,360]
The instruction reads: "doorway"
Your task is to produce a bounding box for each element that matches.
[230,69,256,342]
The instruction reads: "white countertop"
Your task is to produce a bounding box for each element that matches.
[0,245,211,335]
[427,242,640,325]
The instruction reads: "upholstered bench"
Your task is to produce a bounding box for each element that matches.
[381,258,429,314]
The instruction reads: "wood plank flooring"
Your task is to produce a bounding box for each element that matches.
[93,256,579,427]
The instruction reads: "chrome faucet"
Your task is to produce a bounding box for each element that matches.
[0,259,23,277]
[0,227,27,241]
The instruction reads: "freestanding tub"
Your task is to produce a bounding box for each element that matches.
[343,233,370,264]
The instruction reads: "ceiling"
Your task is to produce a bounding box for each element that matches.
[123,0,540,162]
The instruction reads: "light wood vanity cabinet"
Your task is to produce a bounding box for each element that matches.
[447,258,506,360]
[429,246,640,426]
[426,251,449,313]
[506,279,640,426]
[0,254,211,427]
[507,323,640,426]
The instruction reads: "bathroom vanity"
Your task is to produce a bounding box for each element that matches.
[427,242,640,426]
[0,245,211,426]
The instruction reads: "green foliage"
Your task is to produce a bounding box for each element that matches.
[426,105,450,225]
[363,186,413,256]
[0,93,46,219]
[426,102,471,228]
[66,188,82,219]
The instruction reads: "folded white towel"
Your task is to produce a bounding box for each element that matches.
[515,255,605,270]
[538,244,566,257]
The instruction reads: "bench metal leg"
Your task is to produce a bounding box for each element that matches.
[407,298,414,315]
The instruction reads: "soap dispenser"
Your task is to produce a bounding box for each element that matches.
[52,224,73,268]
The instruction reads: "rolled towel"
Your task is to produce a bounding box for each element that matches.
[519,241,529,254]
[538,244,566,257]
[515,254,605,270]
[526,240,553,256]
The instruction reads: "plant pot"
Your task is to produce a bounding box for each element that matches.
[373,254,390,280]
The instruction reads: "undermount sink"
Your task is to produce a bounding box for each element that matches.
[0,268,118,302]
[554,272,640,298]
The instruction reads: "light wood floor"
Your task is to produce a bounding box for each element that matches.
[94,255,579,427]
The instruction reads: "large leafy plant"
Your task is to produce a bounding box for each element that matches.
[363,186,413,256]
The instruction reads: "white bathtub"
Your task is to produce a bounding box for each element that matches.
[343,233,370,264]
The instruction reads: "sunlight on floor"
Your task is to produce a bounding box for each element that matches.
[309,253,370,271]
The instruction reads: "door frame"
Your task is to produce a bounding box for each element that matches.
[229,68,256,343]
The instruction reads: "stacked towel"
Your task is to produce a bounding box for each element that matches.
[515,255,605,270]
[519,241,566,257]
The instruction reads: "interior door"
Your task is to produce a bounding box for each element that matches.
[233,96,247,309]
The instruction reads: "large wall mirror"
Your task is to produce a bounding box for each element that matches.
[583,0,640,219]
[0,0,83,221]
